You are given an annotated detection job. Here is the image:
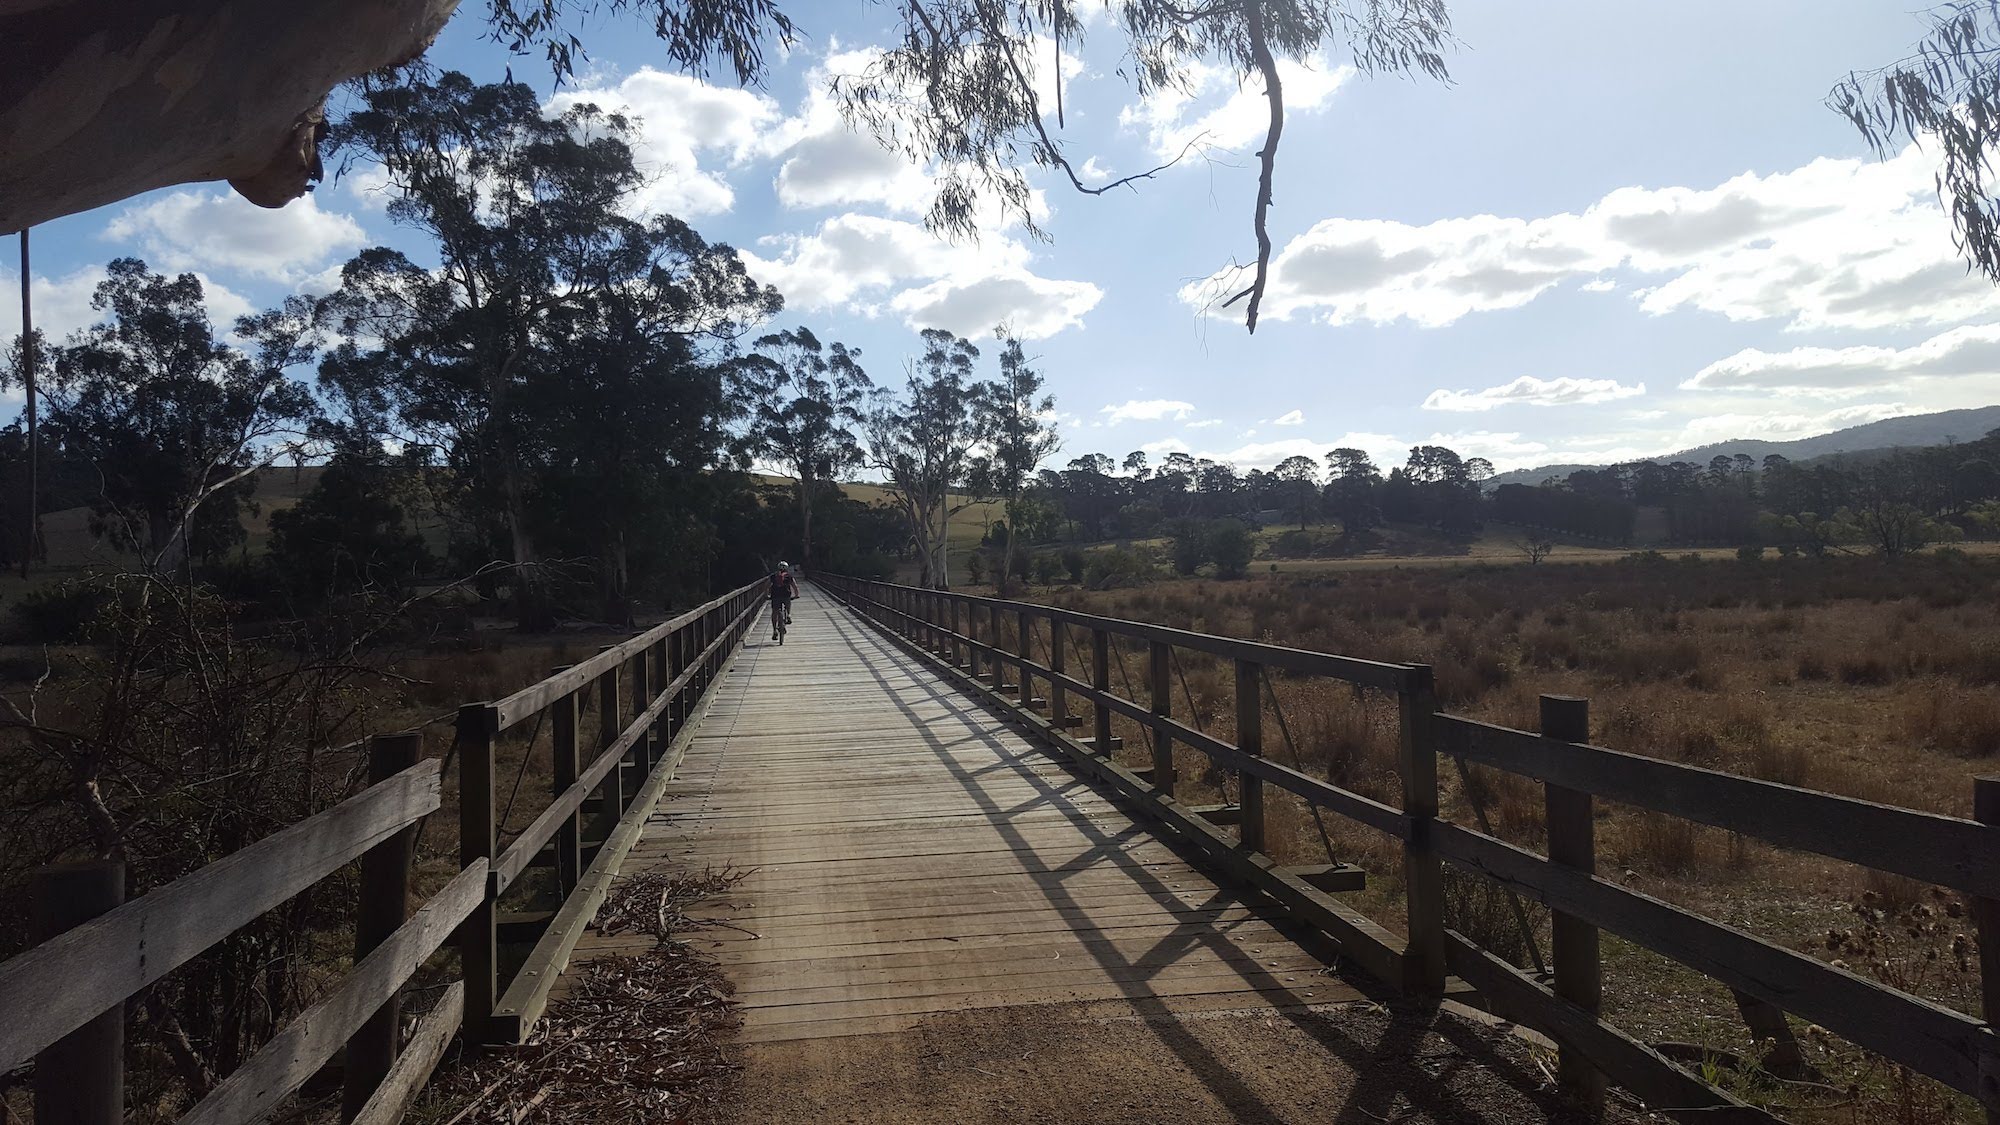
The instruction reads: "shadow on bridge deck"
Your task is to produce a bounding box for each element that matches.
[564,587,1617,1124]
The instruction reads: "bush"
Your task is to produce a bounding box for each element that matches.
[1083,546,1157,589]
[1736,545,1765,563]
[965,552,988,584]
[1034,553,1063,586]
[9,580,112,643]
[1169,520,1210,575]
[1208,520,1255,578]
[1061,547,1086,584]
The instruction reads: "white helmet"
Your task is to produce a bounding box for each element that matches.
[778,561,790,571]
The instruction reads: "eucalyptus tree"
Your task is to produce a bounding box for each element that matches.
[1274,453,1320,529]
[328,73,777,626]
[745,327,873,569]
[45,259,318,573]
[865,329,980,587]
[972,332,1060,596]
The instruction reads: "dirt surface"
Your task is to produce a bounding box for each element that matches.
[724,996,1646,1125]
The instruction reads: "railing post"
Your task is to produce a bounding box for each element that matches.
[548,680,581,895]
[1092,628,1112,755]
[1973,775,2000,1123]
[1048,615,1069,732]
[1541,694,1605,1113]
[1150,641,1175,796]
[1017,608,1033,702]
[989,604,1006,692]
[596,652,625,820]
[629,653,649,776]
[32,859,124,1125]
[1235,659,1264,851]
[342,731,422,1122]
[457,703,499,1041]
[967,600,982,679]
[1398,664,1445,996]
[650,638,669,757]
[668,630,685,728]
[948,597,963,667]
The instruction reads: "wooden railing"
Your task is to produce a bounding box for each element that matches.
[0,578,765,1124]
[817,575,2000,1122]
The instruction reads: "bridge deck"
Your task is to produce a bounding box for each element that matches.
[566,587,1581,1122]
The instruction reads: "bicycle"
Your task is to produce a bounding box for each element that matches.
[770,595,791,644]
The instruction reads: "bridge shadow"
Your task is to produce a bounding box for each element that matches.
[803,593,1571,1124]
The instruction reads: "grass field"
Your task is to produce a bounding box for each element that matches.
[1009,552,2000,1121]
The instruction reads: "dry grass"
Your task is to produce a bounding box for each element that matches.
[1037,551,2000,1122]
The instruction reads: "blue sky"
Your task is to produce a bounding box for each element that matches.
[6,1,1997,474]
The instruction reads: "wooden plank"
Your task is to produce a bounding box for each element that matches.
[1444,932,1775,1123]
[349,981,464,1125]
[1432,820,1990,1099]
[181,861,486,1125]
[1439,714,2000,900]
[490,582,759,729]
[0,759,440,1073]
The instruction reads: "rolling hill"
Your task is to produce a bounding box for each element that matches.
[1487,405,2000,488]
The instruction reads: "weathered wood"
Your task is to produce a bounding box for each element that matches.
[990,603,1006,692]
[1091,628,1112,755]
[1731,989,1808,1080]
[1432,820,1990,1099]
[1445,932,1775,1123]
[1540,695,1604,1114]
[596,655,625,824]
[31,860,124,1125]
[1399,664,1445,995]
[1236,658,1265,851]
[181,861,486,1125]
[457,703,499,1042]
[489,581,759,729]
[550,679,582,896]
[1048,617,1069,735]
[1438,714,2000,900]
[1277,864,1368,894]
[1975,776,2000,1122]
[349,981,463,1125]
[1150,640,1174,797]
[1190,803,1243,826]
[342,731,422,1123]
[0,759,439,1073]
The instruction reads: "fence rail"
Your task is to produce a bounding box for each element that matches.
[0,578,766,1124]
[817,574,2000,1122]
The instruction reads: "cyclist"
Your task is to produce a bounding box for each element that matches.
[769,561,799,639]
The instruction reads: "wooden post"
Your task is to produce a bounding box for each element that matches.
[549,680,581,895]
[1541,693,1606,1113]
[1048,616,1069,731]
[456,703,498,1041]
[342,732,422,1121]
[32,859,124,1125]
[967,600,982,679]
[1150,641,1175,796]
[990,604,1006,692]
[1235,659,1264,851]
[1398,664,1446,996]
[668,631,685,728]
[1974,775,2000,1123]
[1017,608,1033,703]
[1092,629,1112,755]
[651,638,669,758]
[596,656,625,819]
[629,653,649,774]
[949,598,963,667]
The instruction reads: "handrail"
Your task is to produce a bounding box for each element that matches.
[816,572,2000,1119]
[0,576,772,1125]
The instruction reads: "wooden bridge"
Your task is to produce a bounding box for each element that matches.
[9,576,2000,1123]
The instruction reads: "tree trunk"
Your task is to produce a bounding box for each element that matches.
[798,475,815,567]
[599,529,631,625]
[996,495,1018,597]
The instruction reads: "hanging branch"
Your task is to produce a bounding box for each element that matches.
[1221,0,1284,333]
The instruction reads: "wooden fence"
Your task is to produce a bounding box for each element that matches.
[0,579,764,1124]
[817,574,2000,1123]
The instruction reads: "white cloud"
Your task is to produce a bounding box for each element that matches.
[102,190,367,284]
[1270,409,1305,426]
[1423,375,1646,412]
[1670,403,1921,447]
[744,212,1100,338]
[1140,437,1192,456]
[0,263,252,343]
[548,68,783,217]
[1580,278,1617,293]
[1186,418,1225,429]
[1101,399,1196,423]
[1682,323,2000,395]
[1122,57,1354,159]
[1184,144,2000,334]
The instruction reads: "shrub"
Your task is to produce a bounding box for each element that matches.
[1169,521,1210,575]
[1208,520,1255,578]
[1061,547,1086,584]
[1083,547,1157,589]
[965,552,988,584]
[1033,553,1063,586]
[9,580,112,643]
[1736,544,1765,563]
